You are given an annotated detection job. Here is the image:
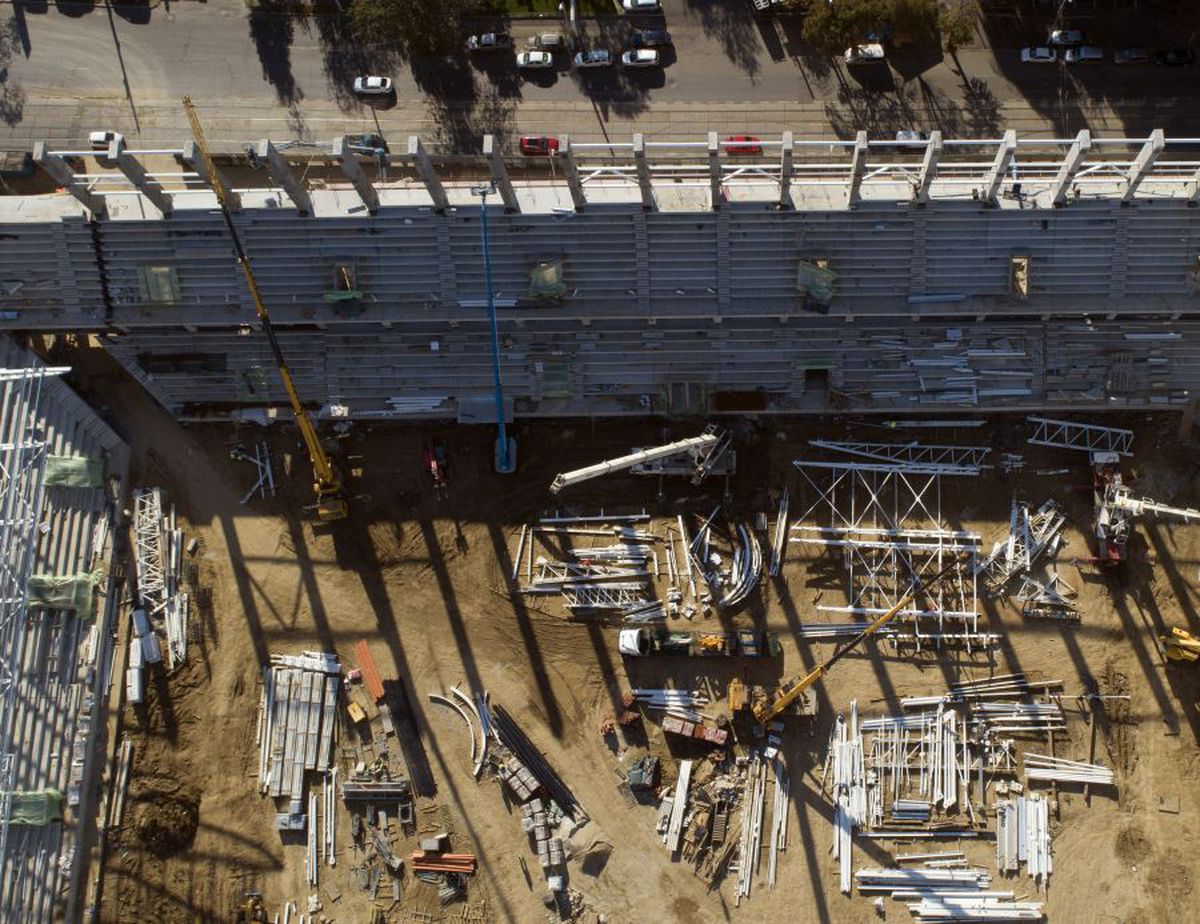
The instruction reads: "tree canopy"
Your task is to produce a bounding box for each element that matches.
[348,0,472,57]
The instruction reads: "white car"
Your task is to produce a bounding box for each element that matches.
[844,43,886,65]
[1048,30,1084,47]
[516,51,554,70]
[89,130,123,151]
[1020,47,1057,64]
[621,49,660,67]
[574,49,613,69]
[353,76,393,96]
[623,0,661,10]
[1064,46,1103,64]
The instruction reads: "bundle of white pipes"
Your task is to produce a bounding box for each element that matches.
[628,689,709,708]
[1023,753,1115,786]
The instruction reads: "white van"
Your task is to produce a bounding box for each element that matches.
[1064,46,1103,64]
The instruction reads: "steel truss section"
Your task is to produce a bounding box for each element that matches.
[133,489,168,616]
[809,440,990,473]
[0,364,66,879]
[789,461,982,650]
[1025,416,1133,457]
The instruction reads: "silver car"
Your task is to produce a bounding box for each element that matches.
[574,49,613,69]
[353,76,393,96]
[621,49,660,67]
[516,51,555,70]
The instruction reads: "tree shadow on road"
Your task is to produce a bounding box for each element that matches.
[247,0,303,105]
[312,12,408,110]
[823,72,1000,139]
[427,83,518,154]
[683,0,762,81]
[567,17,651,123]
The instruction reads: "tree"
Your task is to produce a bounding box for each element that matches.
[799,0,889,58]
[348,0,472,57]
[938,0,979,55]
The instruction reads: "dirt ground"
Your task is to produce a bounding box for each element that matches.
[62,340,1200,924]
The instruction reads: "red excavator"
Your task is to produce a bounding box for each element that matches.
[423,441,449,500]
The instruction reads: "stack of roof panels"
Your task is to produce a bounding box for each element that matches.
[260,652,341,803]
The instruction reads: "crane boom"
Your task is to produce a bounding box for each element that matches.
[549,432,720,494]
[182,98,347,521]
[751,559,962,724]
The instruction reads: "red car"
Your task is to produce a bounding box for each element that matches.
[724,134,763,156]
[519,135,560,156]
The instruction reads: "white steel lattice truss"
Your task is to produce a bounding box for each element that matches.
[1025,417,1134,457]
[134,488,167,616]
[0,364,67,875]
[789,460,983,650]
[808,440,991,473]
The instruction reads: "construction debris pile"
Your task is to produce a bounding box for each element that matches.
[976,498,1067,596]
[130,487,190,701]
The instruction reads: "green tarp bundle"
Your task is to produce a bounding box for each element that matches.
[26,571,102,619]
[44,455,104,488]
[6,789,64,826]
[796,261,837,305]
[528,259,568,299]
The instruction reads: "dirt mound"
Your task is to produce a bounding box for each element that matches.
[132,790,200,857]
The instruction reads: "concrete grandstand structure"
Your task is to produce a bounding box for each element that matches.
[3,130,1200,419]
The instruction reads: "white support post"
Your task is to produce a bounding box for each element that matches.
[1123,129,1164,203]
[982,130,1017,203]
[182,141,240,211]
[633,133,655,211]
[560,134,587,212]
[848,131,868,207]
[483,134,519,212]
[407,136,448,212]
[1049,130,1091,206]
[914,131,943,205]
[109,138,173,216]
[779,131,794,207]
[708,132,722,210]
[256,140,312,214]
[32,142,105,214]
[333,136,380,214]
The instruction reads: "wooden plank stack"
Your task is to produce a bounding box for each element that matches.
[259,651,341,802]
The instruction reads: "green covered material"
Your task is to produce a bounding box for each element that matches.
[7,789,64,826]
[44,455,104,488]
[797,261,837,305]
[26,571,102,618]
[528,259,568,299]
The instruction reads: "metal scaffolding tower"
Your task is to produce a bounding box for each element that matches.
[0,362,68,873]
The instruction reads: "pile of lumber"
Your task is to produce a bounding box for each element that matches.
[411,851,477,874]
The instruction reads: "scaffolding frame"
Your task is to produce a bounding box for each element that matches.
[809,440,991,473]
[133,488,167,616]
[1025,416,1134,456]
[789,461,982,650]
[0,363,68,876]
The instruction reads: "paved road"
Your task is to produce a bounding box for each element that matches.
[1,0,1199,152]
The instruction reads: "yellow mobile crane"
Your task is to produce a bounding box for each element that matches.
[182,98,348,521]
[751,560,962,725]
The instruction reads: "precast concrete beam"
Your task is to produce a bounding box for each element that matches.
[982,130,1017,203]
[708,132,722,210]
[182,141,240,211]
[483,135,519,212]
[779,131,794,207]
[1049,130,1091,206]
[334,136,380,213]
[255,140,312,214]
[1123,129,1164,202]
[848,131,868,206]
[560,135,587,212]
[633,133,655,211]
[407,136,448,212]
[32,143,104,214]
[914,131,943,205]
[109,138,173,216]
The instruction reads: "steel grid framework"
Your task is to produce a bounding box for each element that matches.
[789,461,982,649]
[133,488,167,616]
[0,363,67,875]
[1025,417,1134,456]
[809,440,991,473]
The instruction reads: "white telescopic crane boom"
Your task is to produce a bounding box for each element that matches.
[550,434,719,494]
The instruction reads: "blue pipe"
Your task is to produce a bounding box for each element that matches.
[479,191,511,471]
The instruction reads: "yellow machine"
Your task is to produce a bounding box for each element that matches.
[182,98,348,521]
[751,560,962,725]
[1162,626,1200,662]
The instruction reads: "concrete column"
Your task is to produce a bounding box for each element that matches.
[779,131,794,207]
[109,138,173,216]
[32,143,104,214]
[633,133,655,211]
[182,141,240,211]
[407,136,448,212]
[914,130,943,205]
[1123,129,1165,203]
[847,130,869,207]
[1049,130,1091,207]
[708,132,722,210]
[982,130,1017,203]
[256,140,312,214]
[483,135,519,213]
[560,134,587,212]
[334,136,380,213]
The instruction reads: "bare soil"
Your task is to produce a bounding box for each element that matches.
[67,341,1200,924]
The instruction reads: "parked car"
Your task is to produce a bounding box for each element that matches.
[632,29,672,48]
[844,43,886,65]
[528,33,569,52]
[622,49,661,67]
[516,50,555,70]
[1113,48,1150,65]
[346,133,389,153]
[467,33,512,53]
[1064,46,1103,64]
[89,130,122,150]
[894,130,928,143]
[622,0,661,10]
[723,135,763,156]
[352,76,393,96]
[1155,48,1196,66]
[573,49,613,69]
[519,136,560,156]
[1020,47,1057,64]
[1048,29,1084,47]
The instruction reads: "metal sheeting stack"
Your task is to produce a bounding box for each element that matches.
[996,792,1052,887]
[856,865,1045,921]
[259,652,341,803]
[829,702,866,894]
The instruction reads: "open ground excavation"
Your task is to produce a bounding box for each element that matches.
[74,340,1200,924]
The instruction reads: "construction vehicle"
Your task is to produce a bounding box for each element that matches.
[618,627,777,658]
[1092,451,1200,565]
[549,424,733,494]
[750,559,962,725]
[423,440,449,500]
[1162,626,1200,662]
[182,98,348,521]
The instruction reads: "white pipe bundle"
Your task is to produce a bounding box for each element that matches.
[1023,753,1114,785]
[628,689,709,707]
